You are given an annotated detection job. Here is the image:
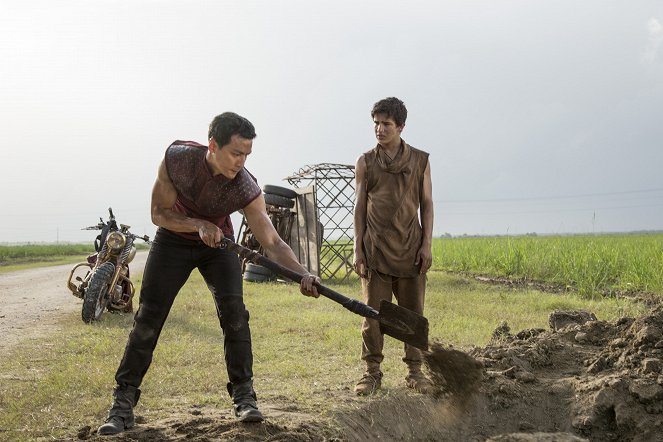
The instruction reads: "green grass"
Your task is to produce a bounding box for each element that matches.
[0,243,151,273]
[433,233,663,298]
[0,244,95,266]
[0,243,94,258]
[0,266,648,441]
[0,256,94,274]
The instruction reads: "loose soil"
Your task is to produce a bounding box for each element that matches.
[3,261,663,441]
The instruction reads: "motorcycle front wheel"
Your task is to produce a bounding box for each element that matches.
[82,262,115,323]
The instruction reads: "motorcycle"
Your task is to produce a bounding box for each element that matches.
[66,208,150,323]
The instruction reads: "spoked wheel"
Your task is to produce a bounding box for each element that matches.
[82,262,115,323]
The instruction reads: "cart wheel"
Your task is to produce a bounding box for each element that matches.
[264,193,295,209]
[263,185,297,199]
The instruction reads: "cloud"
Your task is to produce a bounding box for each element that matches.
[643,17,663,64]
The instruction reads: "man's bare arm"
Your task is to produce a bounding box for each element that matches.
[353,155,368,278]
[150,159,223,247]
[243,194,320,297]
[416,159,434,273]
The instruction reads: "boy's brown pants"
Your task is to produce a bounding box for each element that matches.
[360,269,427,373]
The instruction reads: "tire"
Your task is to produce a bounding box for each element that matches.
[245,263,274,276]
[264,193,295,209]
[262,185,297,199]
[82,262,115,323]
[243,271,275,283]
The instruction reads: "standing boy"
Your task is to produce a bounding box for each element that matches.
[353,97,435,395]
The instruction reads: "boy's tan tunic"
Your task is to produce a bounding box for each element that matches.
[362,141,430,277]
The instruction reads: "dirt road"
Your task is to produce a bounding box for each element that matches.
[0,252,148,351]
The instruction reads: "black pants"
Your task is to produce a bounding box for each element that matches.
[115,228,253,387]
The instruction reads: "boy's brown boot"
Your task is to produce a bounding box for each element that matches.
[354,370,383,396]
[405,370,436,394]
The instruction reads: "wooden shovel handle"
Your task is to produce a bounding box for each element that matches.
[220,238,379,319]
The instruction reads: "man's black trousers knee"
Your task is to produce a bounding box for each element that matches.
[114,228,253,387]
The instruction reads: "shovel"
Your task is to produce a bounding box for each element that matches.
[220,238,429,350]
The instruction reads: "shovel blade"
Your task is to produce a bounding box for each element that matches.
[378,300,429,350]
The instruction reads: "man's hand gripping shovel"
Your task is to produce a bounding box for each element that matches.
[219,238,429,350]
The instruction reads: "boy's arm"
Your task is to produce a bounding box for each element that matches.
[416,159,434,273]
[353,154,368,278]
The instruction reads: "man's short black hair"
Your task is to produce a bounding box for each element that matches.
[371,97,407,127]
[208,112,257,148]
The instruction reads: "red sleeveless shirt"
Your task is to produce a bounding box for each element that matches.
[164,140,261,240]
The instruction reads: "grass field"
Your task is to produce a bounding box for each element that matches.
[1,232,657,440]
[1,272,646,441]
[0,244,94,264]
[0,243,151,273]
[4,233,661,297]
[433,233,663,298]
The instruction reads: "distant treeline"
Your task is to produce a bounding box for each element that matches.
[440,230,663,238]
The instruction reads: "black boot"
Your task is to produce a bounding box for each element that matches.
[227,380,264,422]
[97,385,141,435]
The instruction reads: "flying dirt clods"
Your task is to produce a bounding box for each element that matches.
[424,341,484,401]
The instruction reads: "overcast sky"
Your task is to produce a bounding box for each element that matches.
[1,0,662,243]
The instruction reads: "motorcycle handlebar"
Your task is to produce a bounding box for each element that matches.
[128,233,151,243]
[80,211,150,243]
[81,223,104,230]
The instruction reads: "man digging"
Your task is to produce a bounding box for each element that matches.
[97,112,320,435]
[353,97,436,395]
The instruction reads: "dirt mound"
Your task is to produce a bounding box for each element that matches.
[71,307,663,442]
[463,306,663,441]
